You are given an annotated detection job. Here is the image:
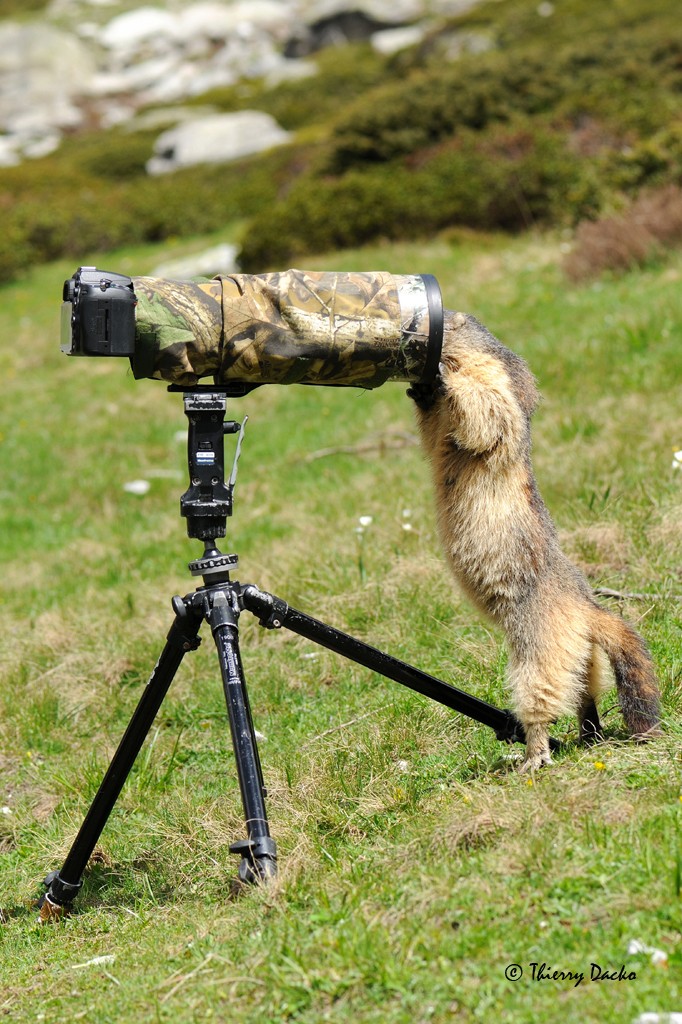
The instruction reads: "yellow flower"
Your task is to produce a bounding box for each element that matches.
[593,761,606,771]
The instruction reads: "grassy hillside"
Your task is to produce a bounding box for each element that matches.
[2,0,682,280]
[0,226,680,1022]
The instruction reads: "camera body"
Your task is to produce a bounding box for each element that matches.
[61,266,137,357]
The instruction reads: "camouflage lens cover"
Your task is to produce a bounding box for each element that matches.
[132,269,442,388]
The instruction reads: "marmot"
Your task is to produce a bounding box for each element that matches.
[409,311,661,770]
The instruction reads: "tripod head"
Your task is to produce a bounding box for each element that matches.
[170,384,251,579]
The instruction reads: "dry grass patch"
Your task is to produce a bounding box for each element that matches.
[564,184,682,281]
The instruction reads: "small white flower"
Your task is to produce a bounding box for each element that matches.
[627,939,668,965]
[402,522,413,532]
[395,760,409,773]
[672,449,682,470]
[358,515,373,527]
[0,806,11,815]
[123,479,151,495]
[402,508,412,518]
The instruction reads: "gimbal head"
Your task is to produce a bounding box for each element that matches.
[169,384,250,578]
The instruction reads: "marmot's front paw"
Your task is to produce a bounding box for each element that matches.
[407,374,444,411]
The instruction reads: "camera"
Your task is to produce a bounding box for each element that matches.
[61,266,137,357]
[60,265,443,389]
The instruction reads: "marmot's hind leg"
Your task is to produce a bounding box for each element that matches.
[519,722,554,772]
[578,696,603,745]
[577,644,606,745]
[509,623,593,771]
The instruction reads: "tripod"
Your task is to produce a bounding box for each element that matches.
[39,385,542,919]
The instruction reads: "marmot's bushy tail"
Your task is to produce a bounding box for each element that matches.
[592,607,661,737]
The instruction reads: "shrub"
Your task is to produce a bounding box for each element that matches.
[605,124,682,195]
[239,121,597,271]
[324,29,682,174]
[324,52,563,173]
[0,143,314,284]
[563,184,682,281]
[68,131,157,180]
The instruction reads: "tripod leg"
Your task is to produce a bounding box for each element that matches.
[208,590,277,884]
[39,599,203,919]
[241,585,531,737]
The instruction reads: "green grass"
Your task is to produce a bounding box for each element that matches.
[0,229,681,1022]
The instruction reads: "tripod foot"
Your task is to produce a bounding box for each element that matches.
[38,893,68,923]
[230,837,277,885]
[37,870,83,922]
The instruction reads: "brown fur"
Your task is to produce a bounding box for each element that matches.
[410,311,661,770]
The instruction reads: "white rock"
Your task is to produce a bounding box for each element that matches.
[151,243,239,278]
[371,24,425,54]
[0,137,20,168]
[0,22,95,134]
[302,0,424,24]
[100,7,180,51]
[177,1,238,41]
[179,2,292,42]
[89,56,183,97]
[146,111,291,174]
[22,134,62,160]
[142,63,208,106]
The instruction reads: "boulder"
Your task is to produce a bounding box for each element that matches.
[0,22,96,132]
[99,7,180,52]
[146,111,291,174]
[287,0,424,55]
[2,0,487,164]
[0,21,96,160]
[301,0,423,23]
[178,2,293,42]
[371,24,425,54]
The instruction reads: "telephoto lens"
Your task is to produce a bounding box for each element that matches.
[131,269,444,389]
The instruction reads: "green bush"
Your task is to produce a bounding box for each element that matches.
[0,143,314,284]
[65,131,158,180]
[324,30,682,174]
[239,122,598,271]
[605,124,682,195]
